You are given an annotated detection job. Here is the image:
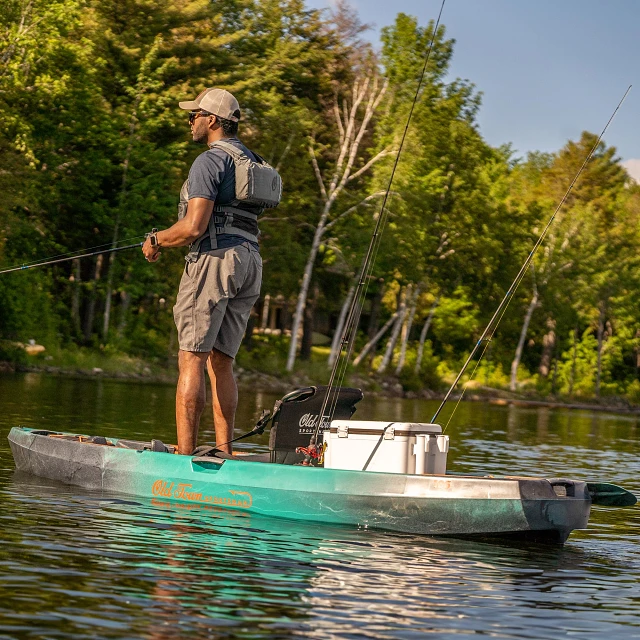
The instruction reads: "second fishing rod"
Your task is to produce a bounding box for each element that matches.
[431,84,632,425]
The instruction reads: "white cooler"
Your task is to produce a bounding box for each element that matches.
[323,420,449,475]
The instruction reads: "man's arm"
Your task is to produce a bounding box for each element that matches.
[142,197,214,261]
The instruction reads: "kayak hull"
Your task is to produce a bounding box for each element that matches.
[8,427,591,543]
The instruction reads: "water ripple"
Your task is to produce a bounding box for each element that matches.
[0,374,639,638]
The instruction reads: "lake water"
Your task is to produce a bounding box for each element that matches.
[0,373,639,639]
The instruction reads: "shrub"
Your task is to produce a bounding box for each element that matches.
[626,379,640,405]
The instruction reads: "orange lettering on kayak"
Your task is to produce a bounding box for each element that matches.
[152,479,174,497]
[151,479,252,508]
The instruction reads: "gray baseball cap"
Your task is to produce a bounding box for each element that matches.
[178,88,241,122]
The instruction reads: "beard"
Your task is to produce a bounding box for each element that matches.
[192,120,209,143]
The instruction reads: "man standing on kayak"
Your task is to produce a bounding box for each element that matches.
[142,88,276,455]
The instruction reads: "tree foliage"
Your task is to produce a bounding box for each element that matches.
[2,3,640,402]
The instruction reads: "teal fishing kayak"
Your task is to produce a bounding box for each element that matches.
[8,425,634,543]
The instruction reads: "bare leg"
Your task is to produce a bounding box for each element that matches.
[207,348,237,454]
[176,350,209,454]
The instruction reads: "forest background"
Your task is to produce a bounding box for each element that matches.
[2,0,640,403]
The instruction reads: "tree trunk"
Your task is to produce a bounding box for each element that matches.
[70,259,81,337]
[569,325,578,397]
[102,252,119,340]
[260,294,270,330]
[102,97,139,341]
[539,318,556,377]
[281,302,292,333]
[367,283,384,339]
[484,340,493,385]
[117,289,131,339]
[377,310,404,373]
[415,296,439,374]
[287,76,389,372]
[353,311,400,367]
[595,301,606,398]
[300,287,318,360]
[551,351,559,395]
[377,287,409,373]
[395,285,419,374]
[286,206,330,371]
[509,289,539,392]
[83,254,104,343]
[103,268,115,340]
[328,284,356,367]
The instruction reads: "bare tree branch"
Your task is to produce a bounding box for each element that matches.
[342,97,349,138]
[324,191,398,231]
[329,76,369,194]
[347,146,395,183]
[287,72,390,372]
[333,95,345,147]
[275,133,294,173]
[333,78,388,197]
[308,143,328,202]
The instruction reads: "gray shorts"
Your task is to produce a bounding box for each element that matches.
[173,243,262,357]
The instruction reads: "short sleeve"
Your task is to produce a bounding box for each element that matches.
[187,150,228,201]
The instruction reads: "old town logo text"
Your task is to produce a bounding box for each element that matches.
[298,413,331,434]
[152,480,252,508]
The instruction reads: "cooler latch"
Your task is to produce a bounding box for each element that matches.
[383,426,395,440]
[337,424,349,438]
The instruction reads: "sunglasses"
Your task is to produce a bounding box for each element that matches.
[189,111,213,125]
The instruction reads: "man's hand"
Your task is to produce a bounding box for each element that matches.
[142,237,161,262]
[141,199,214,264]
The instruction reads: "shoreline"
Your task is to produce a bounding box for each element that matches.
[3,360,639,417]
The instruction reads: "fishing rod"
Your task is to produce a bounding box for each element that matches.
[430,84,632,425]
[312,0,448,446]
[0,242,144,276]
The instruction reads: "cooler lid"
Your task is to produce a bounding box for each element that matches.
[328,420,442,436]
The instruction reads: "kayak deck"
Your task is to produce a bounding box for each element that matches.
[9,426,593,543]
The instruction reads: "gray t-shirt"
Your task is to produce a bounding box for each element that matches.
[182,137,260,251]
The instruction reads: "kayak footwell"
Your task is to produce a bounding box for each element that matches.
[9,426,592,543]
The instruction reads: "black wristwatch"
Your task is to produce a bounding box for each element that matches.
[146,228,159,247]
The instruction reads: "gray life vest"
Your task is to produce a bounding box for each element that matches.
[180,141,282,262]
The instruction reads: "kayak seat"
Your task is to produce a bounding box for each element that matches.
[268,385,363,465]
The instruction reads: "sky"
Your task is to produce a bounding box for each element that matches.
[305,0,640,180]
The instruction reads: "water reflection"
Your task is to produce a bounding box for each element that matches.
[0,473,630,635]
[5,472,640,639]
[1,374,640,638]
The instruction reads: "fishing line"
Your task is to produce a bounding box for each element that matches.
[0,241,144,276]
[314,0,447,443]
[327,0,447,412]
[321,1,447,430]
[0,235,146,275]
[431,84,632,425]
